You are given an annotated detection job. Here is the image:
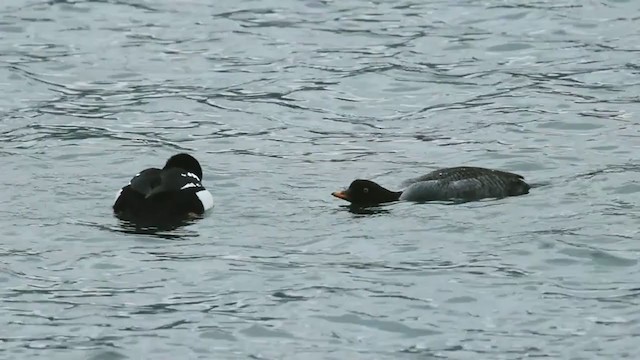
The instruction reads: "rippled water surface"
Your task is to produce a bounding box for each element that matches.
[2,0,640,358]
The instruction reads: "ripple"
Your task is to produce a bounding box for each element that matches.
[487,42,534,52]
[2,0,640,358]
[87,351,129,360]
[318,313,439,337]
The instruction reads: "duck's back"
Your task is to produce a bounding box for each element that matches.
[400,166,530,202]
[113,167,211,223]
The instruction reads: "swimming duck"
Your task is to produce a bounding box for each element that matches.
[332,166,530,205]
[113,153,213,223]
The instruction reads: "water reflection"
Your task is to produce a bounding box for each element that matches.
[113,218,200,239]
[344,204,392,216]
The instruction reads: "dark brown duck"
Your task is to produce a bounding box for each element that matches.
[332,166,530,205]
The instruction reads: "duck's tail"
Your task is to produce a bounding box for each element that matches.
[509,177,533,196]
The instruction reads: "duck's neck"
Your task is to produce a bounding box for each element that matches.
[380,188,402,203]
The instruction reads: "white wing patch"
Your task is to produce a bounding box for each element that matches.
[181,172,201,181]
[180,183,199,190]
[196,189,214,211]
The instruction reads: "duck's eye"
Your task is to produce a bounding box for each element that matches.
[363,187,369,194]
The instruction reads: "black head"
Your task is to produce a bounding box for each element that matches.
[332,179,401,205]
[164,153,204,180]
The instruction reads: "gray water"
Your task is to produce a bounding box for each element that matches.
[1,0,639,359]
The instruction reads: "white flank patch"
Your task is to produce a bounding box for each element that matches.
[180,183,199,190]
[114,188,123,203]
[196,189,214,211]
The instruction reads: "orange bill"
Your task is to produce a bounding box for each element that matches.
[332,190,351,201]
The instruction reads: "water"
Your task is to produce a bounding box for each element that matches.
[1,0,639,358]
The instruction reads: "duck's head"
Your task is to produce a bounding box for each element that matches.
[164,153,203,180]
[332,179,401,205]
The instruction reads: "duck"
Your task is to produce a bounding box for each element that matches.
[332,166,530,205]
[113,153,214,223]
